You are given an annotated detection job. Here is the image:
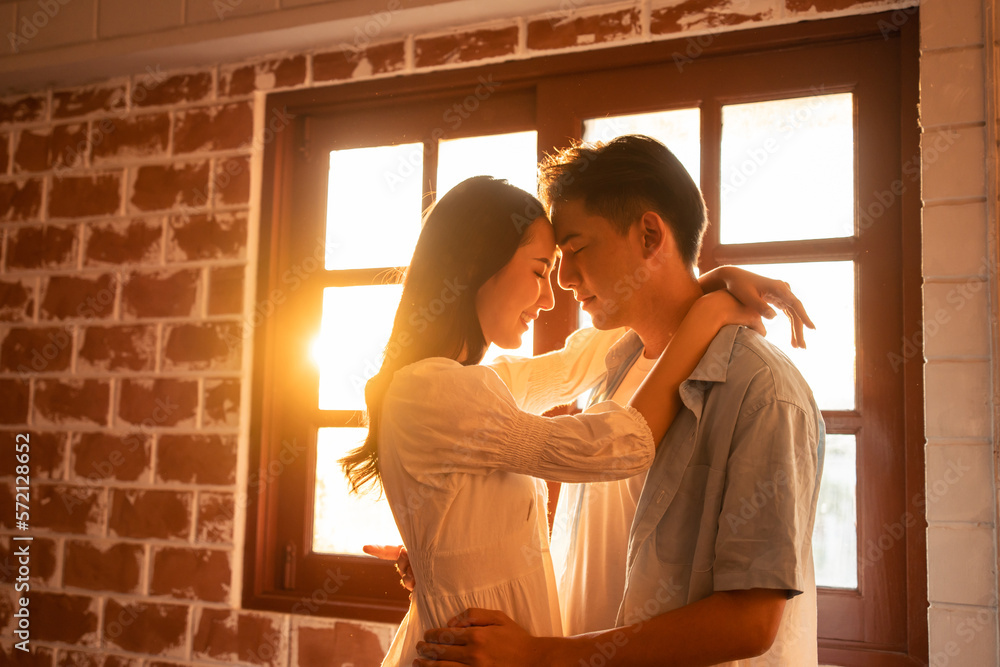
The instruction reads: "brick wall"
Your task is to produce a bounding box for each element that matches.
[0,0,959,665]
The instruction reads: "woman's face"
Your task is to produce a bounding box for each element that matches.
[476,217,557,349]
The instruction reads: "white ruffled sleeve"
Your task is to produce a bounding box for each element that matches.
[487,327,626,415]
[382,358,655,484]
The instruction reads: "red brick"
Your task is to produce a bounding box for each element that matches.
[24,592,101,646]
[167,211,247,261]
[786,0,869,11]
[173,103,253,155]
[1,326,73,374]
[40,274,116,320]
[91,113,170,163]
[0,430,65,479]
[651,0,772,34]
[83,218,162,266]
[0,279,34,322]
[70,431,151,482]
[34,379,110,426]
[130,161,210,211]
[108,489,191,540]
[121,269,198,319]
[13,124,88,173]
[197,491,235,543]
[0,178,43,221]
[314,41,406,82]
[0,535,58,586]
[103,599,189,657]
[6,224,79,270]
[0,643,54,667]
[527,8,641,50]
[78,325,157,372]
[157,434,237,485]
[53,84,127,120]
[221,55,307,96]
[0,379,29,423]
[193,608,284,666]
[416,26,519,68]
[0,95,47,125]
[50,173,122,219]
[209,265,244,315]
[64,540,144,594]
[26,484,105,535]
[150,547,231,602]
[117,378,198,428]
[204,378,240,428]
[213,155,251,206]
[134,71,213,108]
[163,323,241,371]
[57,651,142,667]
[297,622,385,667]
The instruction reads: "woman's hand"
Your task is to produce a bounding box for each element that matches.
[363,544,414,591]
[688,290,766,339]
[698,266,815,348]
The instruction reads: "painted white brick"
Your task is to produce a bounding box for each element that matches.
[186,0,279,25]
[13,0,97,53]
[98,0,184,39]
[927,525,997,606]
[922,280,991,358]
[922,202,989,278]
[925,443,996,523]
[929,605,998,666]
[924,361,992,439]
[920,47,985,127]
[920,0,984,50]
[921,126,987,202]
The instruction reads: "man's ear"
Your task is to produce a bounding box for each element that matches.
[638,211,675,260]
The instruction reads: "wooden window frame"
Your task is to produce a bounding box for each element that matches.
[244,12,925,664]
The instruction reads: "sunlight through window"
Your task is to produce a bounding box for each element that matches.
[326,143,424,270]
[313,427,402,554]
[721,94,854,244]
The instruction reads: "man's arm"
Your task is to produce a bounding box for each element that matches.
[416,589,786,667]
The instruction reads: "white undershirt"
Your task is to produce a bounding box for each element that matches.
[554,351,657,636]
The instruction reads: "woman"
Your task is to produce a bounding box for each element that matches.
[341,176,809,667]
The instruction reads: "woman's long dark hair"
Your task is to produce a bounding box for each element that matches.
[340,176,545,494]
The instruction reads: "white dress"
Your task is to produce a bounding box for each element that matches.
[377,328,655,667]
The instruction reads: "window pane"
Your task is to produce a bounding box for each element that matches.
[437,131,538,198]
[326,144,423,270]
[314,284,403,411]
[438,131,539,361]
[721,93,854,244]
[813,433,858,589]
[584,108,701,187]
[313,427,401,555]
[734,261,855,411]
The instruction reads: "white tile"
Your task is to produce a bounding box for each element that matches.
[925,444,996,523]
[924,361,992,438]
[185,0,278,24]
[922,281,991,357]
[13,0,96,52]
[922,202,989,278]
[920,0,983,50]
[920,47,985,127]
[929,605,998,666]
[927,525,997,606]
[922,126,986,202]
[99,0,183,38]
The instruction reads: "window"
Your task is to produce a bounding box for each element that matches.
[246,12,923,663]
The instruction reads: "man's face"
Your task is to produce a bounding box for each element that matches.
[550,198,645,330]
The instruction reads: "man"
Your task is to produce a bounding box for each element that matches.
[414,135,825,666]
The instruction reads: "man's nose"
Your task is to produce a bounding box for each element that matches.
[557,256,578,291]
